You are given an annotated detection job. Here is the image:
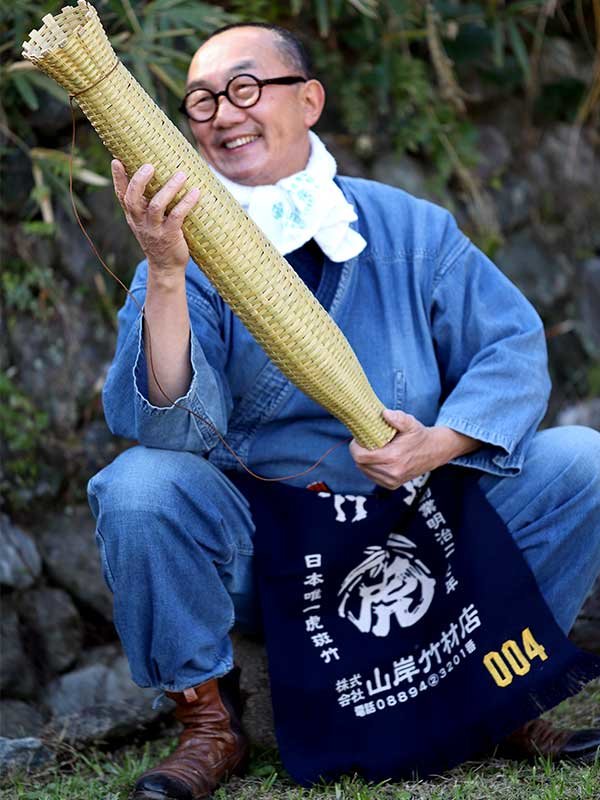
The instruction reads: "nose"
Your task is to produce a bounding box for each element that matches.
[212,95,248,128]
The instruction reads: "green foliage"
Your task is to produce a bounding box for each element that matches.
[97,0,237,110]
[1,257,56,319]
[20,221,56,237]
[534,77,587,123]
[1,1,237,115]
[587,363,600,399]
[1,0,238,224]
[0,371,49,504]
[3,0,592,226]
[1,3,71,134]
[227,0,291,23]
[304,3,478,199]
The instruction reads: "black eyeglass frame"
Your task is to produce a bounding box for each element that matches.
[179,73,308,122]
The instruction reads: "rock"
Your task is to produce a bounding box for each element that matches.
[475,125,511,182]
[47,665,114,716]
[45,656,169,746]
[18,588,84,674]
[371,153,439,203]
[0,602,37,699]
[578,258,600,355]
[0,150,34,217]
[12,224,57,274]
[538,38,587,85]
[27,89,73,135]
[556,400,600,431]
[571,576,600,654]
[580,576,600,620]
[524,126,600,256]
[36,505,113,621]
[472,98,528,154]
[75,420,125,487]
[536,125,599,190]
[2,460,64,513]
[495,230,572,311]
[459,72,511,107]
[570,620,600,655]
[47,703,161,747]
[46,656,157,716]
[0,515,42,589]
[76,642,123,669]
[492,175,532,232]
[108,655,154,706]
[54,184,142,287]
[0,701,46,738]
[545,329,590,421]
[8,295,114,435]
[231,631,276,748]
[320,133,368,178]
[0,737,54,777]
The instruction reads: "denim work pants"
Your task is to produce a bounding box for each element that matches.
[87,425,600,693]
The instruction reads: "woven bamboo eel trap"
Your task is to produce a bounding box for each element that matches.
[22,1,396,450]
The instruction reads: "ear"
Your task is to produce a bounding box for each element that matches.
[301,79,326,127]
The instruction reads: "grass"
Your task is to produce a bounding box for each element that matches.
[3,680,599,800]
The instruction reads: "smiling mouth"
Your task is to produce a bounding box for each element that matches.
[223,135,260,150]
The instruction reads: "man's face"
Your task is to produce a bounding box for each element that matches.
[185,27,324,186]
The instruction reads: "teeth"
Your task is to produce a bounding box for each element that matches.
[224,135,259,150]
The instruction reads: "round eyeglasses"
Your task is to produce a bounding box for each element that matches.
[179,73,308,123]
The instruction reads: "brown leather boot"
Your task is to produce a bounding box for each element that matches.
[495,718,600,763]
[132,670,249,799]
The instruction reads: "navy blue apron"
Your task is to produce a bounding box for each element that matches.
[228,466,600,784]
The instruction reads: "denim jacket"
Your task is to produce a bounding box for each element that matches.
[102,177,551,493]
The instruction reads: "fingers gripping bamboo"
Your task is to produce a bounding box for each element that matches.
[22,1,396,450]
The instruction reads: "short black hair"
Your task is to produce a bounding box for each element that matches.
[203,22,313,78]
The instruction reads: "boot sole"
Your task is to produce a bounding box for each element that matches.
[130,750,250,800]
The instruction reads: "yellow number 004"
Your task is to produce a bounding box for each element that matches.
[483,627,548,688]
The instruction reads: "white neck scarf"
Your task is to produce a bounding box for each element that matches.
[210,132,366,262]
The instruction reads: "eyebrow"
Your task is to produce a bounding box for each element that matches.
[185,60,258,92]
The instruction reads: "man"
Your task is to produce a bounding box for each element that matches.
[88,22,600,800]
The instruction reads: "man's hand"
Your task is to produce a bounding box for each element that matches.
[349,409,481,490]
[112,160,200,277]
[112,160,200,405]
